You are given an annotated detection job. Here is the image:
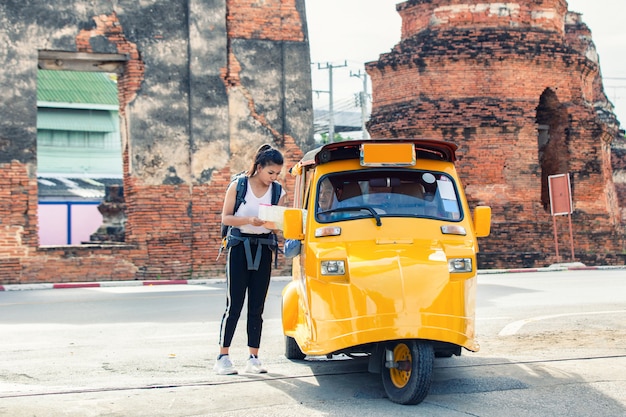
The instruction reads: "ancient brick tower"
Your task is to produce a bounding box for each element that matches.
[366,0,625,267]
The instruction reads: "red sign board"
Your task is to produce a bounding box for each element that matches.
[548,174,572,216]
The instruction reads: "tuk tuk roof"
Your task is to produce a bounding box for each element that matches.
[298,139,457,168]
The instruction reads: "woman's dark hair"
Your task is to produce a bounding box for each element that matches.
[247,144,284,176]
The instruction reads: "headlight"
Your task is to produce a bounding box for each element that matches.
[321,260,345,275]
[448,258,472,273]
[441,225,466,235]
[315,226,341,237]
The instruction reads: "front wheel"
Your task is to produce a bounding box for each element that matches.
[285,336,306,360]
[381,340,434,405]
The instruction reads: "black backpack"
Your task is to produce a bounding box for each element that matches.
[218,175,282,255]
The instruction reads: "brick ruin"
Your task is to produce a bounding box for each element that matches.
[2,1,625,286]
[0,0,313,284]
[366,0,626,268]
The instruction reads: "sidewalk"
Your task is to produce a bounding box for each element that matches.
[1,263,624,292]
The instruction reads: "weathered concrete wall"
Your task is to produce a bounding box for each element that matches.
[366,0,625,268]
[0,0,313,284]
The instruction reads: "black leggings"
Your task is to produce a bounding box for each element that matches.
[218,238,272,349]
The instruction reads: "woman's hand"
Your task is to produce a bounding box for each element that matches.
[249,216,265,227]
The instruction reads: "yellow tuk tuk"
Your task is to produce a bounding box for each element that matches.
[280,139,491,404]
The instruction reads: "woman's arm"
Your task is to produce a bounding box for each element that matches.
[221,181,265,227]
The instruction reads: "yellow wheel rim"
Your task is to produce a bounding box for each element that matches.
[389,343,412,388]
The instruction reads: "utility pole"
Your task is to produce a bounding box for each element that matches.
[317,61,347,142]
[350,69,370,139]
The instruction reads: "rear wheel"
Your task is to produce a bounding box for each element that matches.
[381,340,434,405]
[285,336,306,360]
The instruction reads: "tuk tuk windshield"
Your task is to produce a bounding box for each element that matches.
[315,170,462,222]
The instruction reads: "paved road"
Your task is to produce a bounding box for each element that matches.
[1,270,625,416]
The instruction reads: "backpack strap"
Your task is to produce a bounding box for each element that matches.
[216,175,248,262]
[270,181,282,205]
[227,229,278,270]
[233,176,248,214]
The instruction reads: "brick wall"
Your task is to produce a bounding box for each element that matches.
[398,0,568,39]
[0,161,37,284]
[367,0,625,268]
[0,0,312,284]
[227,0,305,42]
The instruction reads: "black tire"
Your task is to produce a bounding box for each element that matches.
[381,340,434,405]
[285,336,306,360]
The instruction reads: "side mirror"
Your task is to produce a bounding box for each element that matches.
[473,206,491,237]
[283,209,304,240]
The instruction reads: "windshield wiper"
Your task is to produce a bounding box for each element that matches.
[318,206,382,227]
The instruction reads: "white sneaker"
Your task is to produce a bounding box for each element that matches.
[213,355,238,375]
[245,356,268,374]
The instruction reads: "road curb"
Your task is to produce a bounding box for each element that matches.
[0,275,294,292]
[0,267,623,291]
[477,265,626,275]
[0,279,211,292]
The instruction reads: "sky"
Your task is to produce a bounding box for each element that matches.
[305,0,626,131]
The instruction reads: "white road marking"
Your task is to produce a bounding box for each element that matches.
[477,317,512,321]
[498,310,626,336]
[86,285,218,293]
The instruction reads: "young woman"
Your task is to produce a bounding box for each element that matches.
[214,144,286,375]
